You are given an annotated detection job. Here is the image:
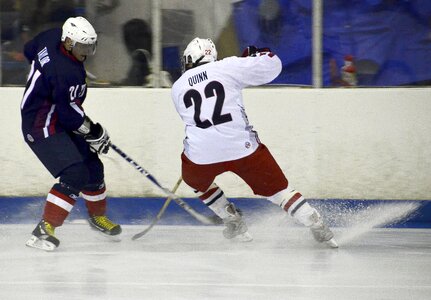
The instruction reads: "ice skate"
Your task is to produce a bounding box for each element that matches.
[222,203,253,242]
[309,212,338,248]
[88,215,122,240]
[26,220,60,251]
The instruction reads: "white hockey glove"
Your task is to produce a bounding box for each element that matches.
[74,116,111,154]
[85,124,110,154]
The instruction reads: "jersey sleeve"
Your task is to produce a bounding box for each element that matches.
[23,40,38,64]
[222,54,282,88]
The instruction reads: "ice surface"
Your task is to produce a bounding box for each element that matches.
[0,223,430,300]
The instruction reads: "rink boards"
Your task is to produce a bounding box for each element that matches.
[1,88,430,229]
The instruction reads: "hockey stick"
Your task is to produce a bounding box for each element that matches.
[110,143,222,225]
[132,176,183,240]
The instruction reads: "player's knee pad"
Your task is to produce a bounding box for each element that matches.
[59,162,90,192]
[52,182,80,200]
[82,181,105,193]
[86,160,105,185]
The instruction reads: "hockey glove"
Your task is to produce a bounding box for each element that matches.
[75,116,111,154]
[241,46,271,57]
[85,123,110,154]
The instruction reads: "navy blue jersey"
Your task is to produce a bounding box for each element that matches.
[20,28,88,142]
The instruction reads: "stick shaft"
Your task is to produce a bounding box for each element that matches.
[132,177,182,240]
[110,143,221,225]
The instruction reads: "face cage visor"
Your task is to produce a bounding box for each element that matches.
[72,41,97,56]
[181,55,204,73]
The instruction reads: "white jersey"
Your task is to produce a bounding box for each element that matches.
[171,53,282,164]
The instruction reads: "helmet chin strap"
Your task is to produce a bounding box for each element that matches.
[192,55,205,68]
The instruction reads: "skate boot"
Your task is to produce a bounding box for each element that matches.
[26,220,60,251]
[222,203,253,242]
[88,215,122,237]
[309,212,338,248]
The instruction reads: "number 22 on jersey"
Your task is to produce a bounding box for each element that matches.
[183,81,232,129]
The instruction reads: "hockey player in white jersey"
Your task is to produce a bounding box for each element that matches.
[171,38,337,248]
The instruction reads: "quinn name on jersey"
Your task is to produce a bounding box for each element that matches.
[171,53,282,164]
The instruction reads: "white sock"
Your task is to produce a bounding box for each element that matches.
[198,186,230,218]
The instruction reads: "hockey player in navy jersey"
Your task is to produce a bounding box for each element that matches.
[21,17,121,251]
[171,38,338,247]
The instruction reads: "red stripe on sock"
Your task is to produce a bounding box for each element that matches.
[282,192,303,212]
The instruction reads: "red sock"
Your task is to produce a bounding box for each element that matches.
[43,188,76,227]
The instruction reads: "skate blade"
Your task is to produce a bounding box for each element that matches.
[326,238,339,248]
[90,228,122,242]
[25,235,57,251]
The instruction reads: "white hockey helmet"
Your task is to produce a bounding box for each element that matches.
[61,16,97,56]
[182,38,217,72]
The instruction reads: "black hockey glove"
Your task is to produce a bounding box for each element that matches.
[241,46,272,57]
[74,116,111,154]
